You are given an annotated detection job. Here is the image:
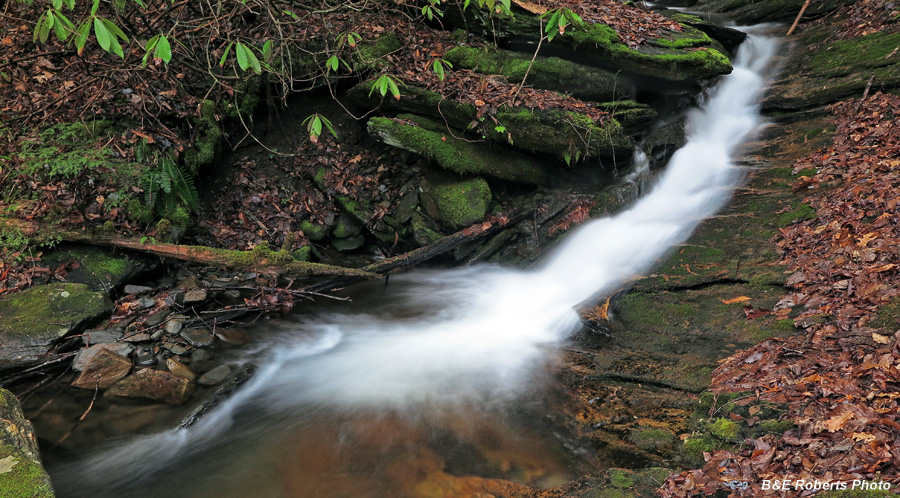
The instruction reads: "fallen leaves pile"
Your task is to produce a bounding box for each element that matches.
[807,0,900,41]
[660,94,900,496]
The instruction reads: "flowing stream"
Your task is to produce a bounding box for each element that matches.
[50,29,779,498]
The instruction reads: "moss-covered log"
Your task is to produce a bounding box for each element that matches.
[367,116,551,184]
[351,83,633,161]
[0,219,376,280]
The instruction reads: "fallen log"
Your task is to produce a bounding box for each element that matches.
[0,218,375,279]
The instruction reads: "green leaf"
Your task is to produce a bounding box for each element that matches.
[433,60,444,81]
[387,77,400,100]
[327,55,339,72]
[311,116,322,137]
[90,0,100,15]
[219,42,232,67]
[143,34,160,66]
[321,116,338,139]
[235,42,249,71]
[94,17,111,52]
[34,11,51,43]
[101,18,128,41]
[154,34,171,64]
[74,20,91,54]
[262,40,273,62]
[64,0,74,9]
[53,10,75,41]
[51,0,62,9]
[463,0,470,9]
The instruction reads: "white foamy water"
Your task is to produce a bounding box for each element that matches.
[53,31,778,496]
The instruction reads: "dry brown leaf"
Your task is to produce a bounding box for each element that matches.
[722,296,752,304]
[872,332,892,344]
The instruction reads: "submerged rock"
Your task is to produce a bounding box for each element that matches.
[106,369,194,405]
[0,389,54,497]
[71,349,132,389]
[0,283,112,369]
[72,342,134,371]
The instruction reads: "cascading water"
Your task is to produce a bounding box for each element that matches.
[51,30,779,498]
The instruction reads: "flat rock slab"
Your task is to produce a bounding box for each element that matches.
[0,283,112,369]
[106,369,194,405]
[71,349,132,389]
[72,342,134,371]
[41,243,157,293]
[0,388,54,497]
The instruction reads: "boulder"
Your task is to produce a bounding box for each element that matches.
[693,0,845,24]
[0,283,112,369]
[0,388,54,497]
[420,171,492,230]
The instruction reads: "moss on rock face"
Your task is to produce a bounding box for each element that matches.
[183,100,224,172]
[443,46,634,101]
[421,174,491,229]
[367,116,550,184]
[0,283,112,368]
[41,244,155,293]
[0,389,55,498]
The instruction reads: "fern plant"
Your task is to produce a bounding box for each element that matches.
[136,140,199,219]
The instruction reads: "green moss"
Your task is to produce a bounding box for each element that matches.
[184,100,224,172]
[424,175,491,229]
[649,24,713,49]
[443,46,627,101]
[291,246,312,261]
[807,32,900,78]
[356,33,402,66]
[566,21,731,81]
[0,283,112,367]
[777,203,817,227]
[870,297,900,329]
[682,434,720,464]
[629,427,676,451]
[815,490,893,498]
[367,116,549,184]
[300,219,331,241]
[0,443,54,498]
[608,469,635,489]
[756,419,794,435]
[708,417,740,442]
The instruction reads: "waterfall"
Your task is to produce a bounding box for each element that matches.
[51,30,779,497]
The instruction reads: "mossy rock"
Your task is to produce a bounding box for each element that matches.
[442,5,731,82]
[443,46,635,101]
[420,173,491,230]
[41,244,157,293]
[332,214,363,239]
[331,234,366,252]
[367,116,551,184]
[0,283,112,369]
[0,388,55,497]
[299,219,331,242]
[412,211,444,246]
[766,30,900,112]
[354,32,402,68]
[354,86,633,163]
